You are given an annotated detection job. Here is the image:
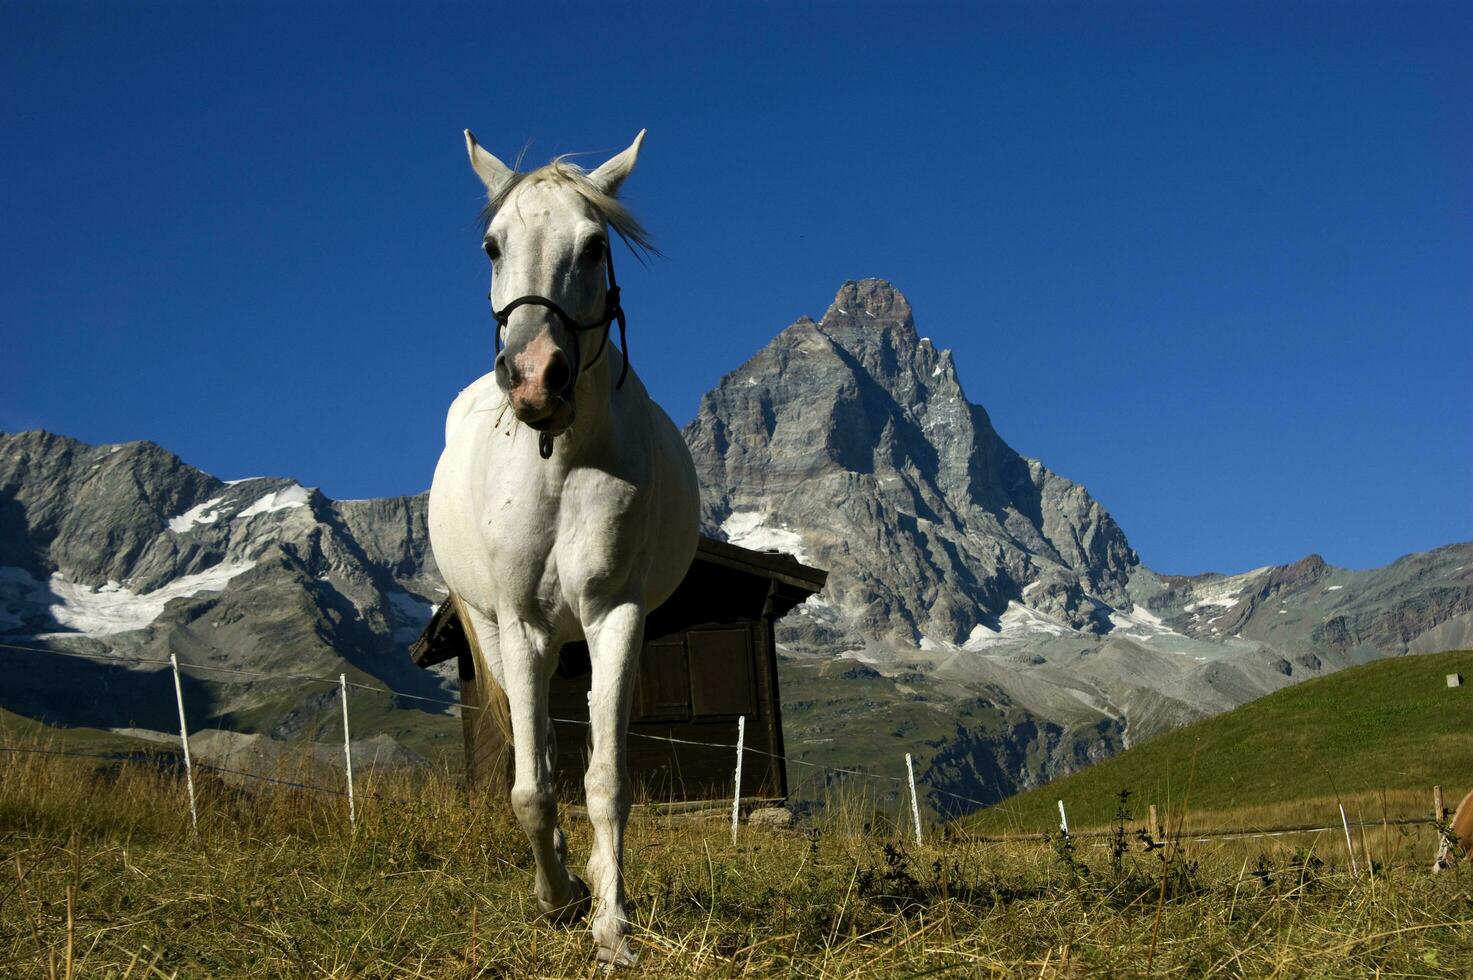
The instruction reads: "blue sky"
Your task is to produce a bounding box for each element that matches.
[2,1,1468,575]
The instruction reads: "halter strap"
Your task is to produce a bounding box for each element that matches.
[490,246,629,391]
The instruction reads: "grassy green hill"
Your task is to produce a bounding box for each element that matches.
[0,707,167,756]
[964,649,1473,835]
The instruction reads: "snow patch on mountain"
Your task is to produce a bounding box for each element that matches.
[720,511,810,563]
[962,602,1076,650]
[237,485,311,519]
[1,562,255,636]
[1182,567,1273,613]
[1107,604,1180,637]
[168,496,229,533]
[387,590,436,643]
[1185,596,1239,612]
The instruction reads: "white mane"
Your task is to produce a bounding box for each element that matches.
[481,158,655,256]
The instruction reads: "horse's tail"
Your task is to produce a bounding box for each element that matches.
[451,593,516,795]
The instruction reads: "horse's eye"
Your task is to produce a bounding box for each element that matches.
[581,238,606,263]
[483,240,500,262]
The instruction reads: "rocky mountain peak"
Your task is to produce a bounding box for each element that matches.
[1292,554,1329,577]
[685,282,1139,649]
[0,430,222,585]
[821,279,916,334]
[811,280,935,393]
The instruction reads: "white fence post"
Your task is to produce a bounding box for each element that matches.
[340,674,356,828]
[904,753,923,845]
[1057,799,1069,836]
[1339,803,1359,877]
[169,654,198,833]
[730,715,745,845]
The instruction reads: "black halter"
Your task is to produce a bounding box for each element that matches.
[490,245,629,389]
[489,246,630,459]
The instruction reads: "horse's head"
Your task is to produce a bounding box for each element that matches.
[467,131,649,436]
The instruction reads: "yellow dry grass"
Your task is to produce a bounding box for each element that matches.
[2,744,1470,978]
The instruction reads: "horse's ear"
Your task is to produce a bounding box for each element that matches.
[465,129,514,198]
[588,130,645,196]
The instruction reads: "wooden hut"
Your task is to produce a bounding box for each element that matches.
[409,537,826,806]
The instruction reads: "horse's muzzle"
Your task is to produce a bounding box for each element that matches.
[497,331,576,433]
[523,398,575,435]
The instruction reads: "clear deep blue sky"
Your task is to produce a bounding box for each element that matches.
[2,2,1469,575]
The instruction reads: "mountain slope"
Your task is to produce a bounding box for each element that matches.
[685,279,1137,649]
[686,280,1473,813]
[961,648,1473,833]
[0,430,457,761]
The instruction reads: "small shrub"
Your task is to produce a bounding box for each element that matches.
[1107,788,1133,878]
[856,841,925,912]
[1044,827,1090,883]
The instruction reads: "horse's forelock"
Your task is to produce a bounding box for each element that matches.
[478,158,656,259]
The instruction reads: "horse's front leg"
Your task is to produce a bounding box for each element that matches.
[495,617,589,923]
[583,600,644,967]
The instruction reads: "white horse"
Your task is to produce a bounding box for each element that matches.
[428,130,699,967]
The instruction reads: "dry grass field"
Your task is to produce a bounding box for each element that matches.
[3,744,1471,978]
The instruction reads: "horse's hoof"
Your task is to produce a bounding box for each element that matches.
[538,874,590,925]
[596,937,639,969]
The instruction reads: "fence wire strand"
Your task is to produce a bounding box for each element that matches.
[1,744,1435,847]
[3,640,927,795]
[0,639,1437,828]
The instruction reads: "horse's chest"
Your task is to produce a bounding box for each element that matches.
[432,447,640,619]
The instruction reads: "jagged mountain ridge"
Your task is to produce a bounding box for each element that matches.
[684,279,1472,671]
[684,279,1472,811]
[0,430,454,759]
[685,279,1137,648]
[3,280,1469,815]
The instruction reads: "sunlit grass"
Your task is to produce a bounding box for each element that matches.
[965,650,1473,838]
[3,745,1470,977]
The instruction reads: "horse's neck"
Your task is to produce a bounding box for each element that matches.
[556,344,628,461]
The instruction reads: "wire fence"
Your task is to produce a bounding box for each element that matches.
[0,639,1443,850]
[0,743,420,806]
[0,639,943,801]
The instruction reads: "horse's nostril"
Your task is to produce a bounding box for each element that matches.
[495,353,519,391]
[543,352,571,394]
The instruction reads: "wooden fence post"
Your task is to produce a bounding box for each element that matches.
[730,715,745,846]
[1148,804,1161,844]
[1433,785,1453,872]
[905,753,923,846]
[1339,803,1359,877]
[340,674,356,829]
[169,654,198,833]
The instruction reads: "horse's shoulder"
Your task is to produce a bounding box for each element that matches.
[444,373,500,445]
